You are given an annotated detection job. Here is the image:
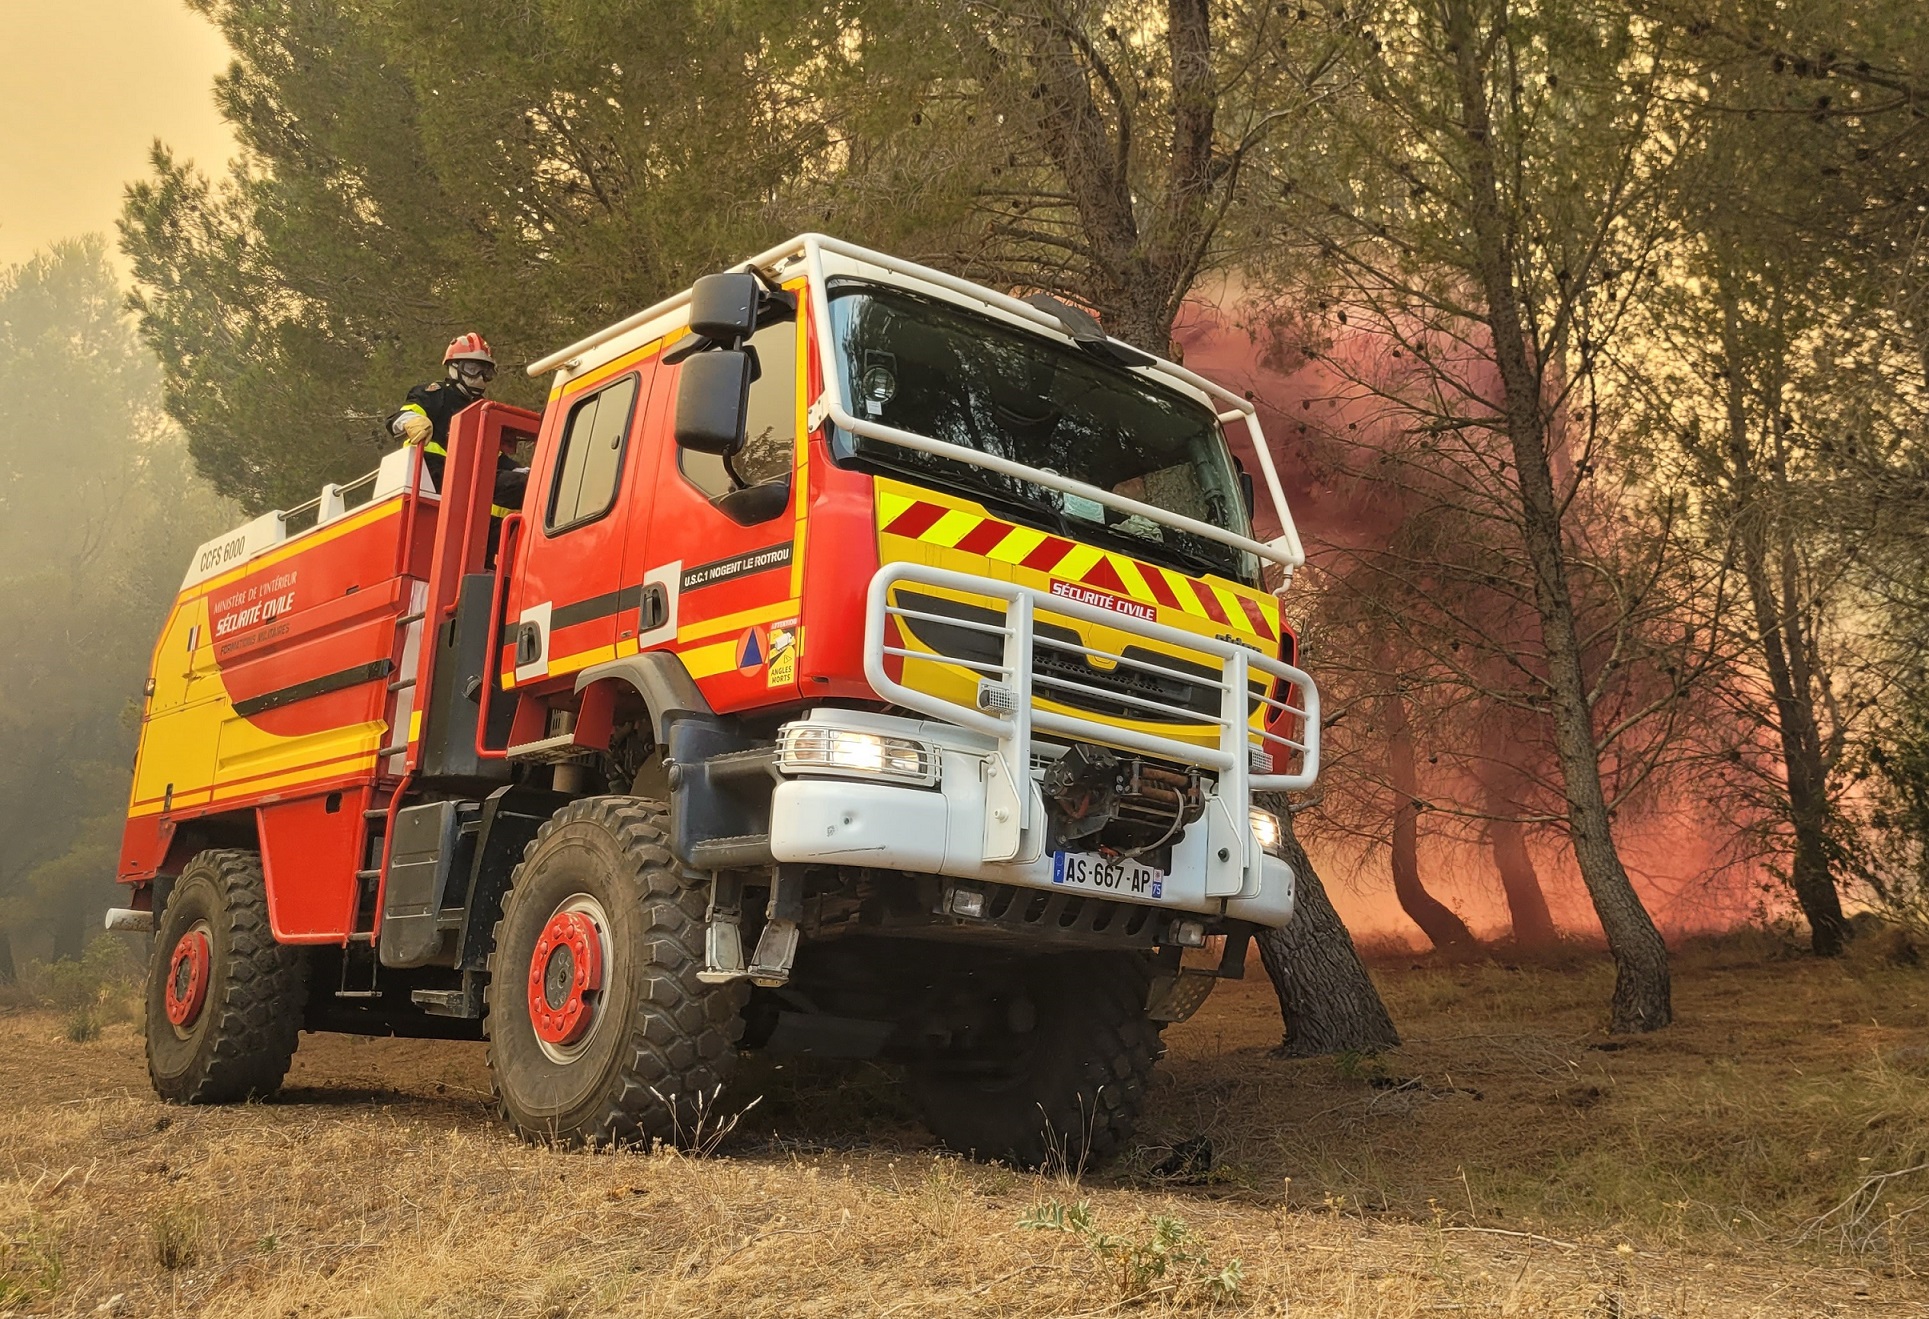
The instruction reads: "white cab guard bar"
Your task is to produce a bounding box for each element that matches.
[863,563,1320,847]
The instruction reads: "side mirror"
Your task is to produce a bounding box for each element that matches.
[688,272,759,343]
[1238,470,1256,518]
[675,349,753,455]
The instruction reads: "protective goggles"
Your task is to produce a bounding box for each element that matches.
[454,360,497,383]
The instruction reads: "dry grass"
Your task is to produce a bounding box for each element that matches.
[0,931,1923,1316]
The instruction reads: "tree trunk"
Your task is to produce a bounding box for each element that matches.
[1384,693,1479,952]
[1254,796,1401,1056]
[1488,817,1559,949]
[1474,754,1559,949]
[1716,287,1849,956]
[1446,0,1671,1031]
[0,929,14,985]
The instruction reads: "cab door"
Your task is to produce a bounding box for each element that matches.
[508,366,652,686]
[628,295,805,714]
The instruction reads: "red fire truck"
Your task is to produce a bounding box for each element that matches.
[114,235,1319,1166]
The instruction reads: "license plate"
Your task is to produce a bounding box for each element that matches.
[1051,851,1166,899]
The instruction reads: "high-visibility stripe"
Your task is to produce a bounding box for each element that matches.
[1020,535,1075,572]
[874,481,1279,641]
[1236,594,1276,641]
[883,500,948,540]
[1082,555,1129,595]
[1137,561,1185,610]
[1188,577,1231,624]
[954,519,1010,556]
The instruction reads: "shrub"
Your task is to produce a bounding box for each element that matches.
[1021,1198,1241,1305]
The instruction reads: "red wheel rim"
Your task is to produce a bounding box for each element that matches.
[529,911,604,1047]
[164,929,211,1028]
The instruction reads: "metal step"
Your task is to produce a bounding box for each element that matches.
[504,732,595,765]
[411,984,484,1018]
[703,747,782,784]
[688,834,774,870]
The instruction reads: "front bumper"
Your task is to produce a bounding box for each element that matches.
[767,710,1296,928]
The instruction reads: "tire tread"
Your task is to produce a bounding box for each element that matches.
[485,796,746,1148]
[148,849,307,1104]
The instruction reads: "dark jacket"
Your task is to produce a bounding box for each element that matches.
[397,381,526,515]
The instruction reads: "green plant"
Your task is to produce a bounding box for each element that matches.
[63,1006,100,1043]
[149,1206,201,1271]
[1020,1198,1241,1304]
[1333,1049,1392,1084]
[0,1218,63,1305]
[11,935,143,1021]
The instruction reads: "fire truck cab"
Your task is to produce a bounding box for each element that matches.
[117,235,1319,1166]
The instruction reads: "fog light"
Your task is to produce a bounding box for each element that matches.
[779,724,936,785]
[976,679,1017,715]
[1170,918,1208,948]
[947,886,987,919]
[1249,807,1283,855]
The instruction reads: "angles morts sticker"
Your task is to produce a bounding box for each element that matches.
[765,619,799,687]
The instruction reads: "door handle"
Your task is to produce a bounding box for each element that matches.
[639,583,669,633]
[514,621,543,665]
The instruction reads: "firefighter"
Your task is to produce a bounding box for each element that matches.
[390,333,527,519]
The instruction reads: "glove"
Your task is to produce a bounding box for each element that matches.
[394,411,432,445]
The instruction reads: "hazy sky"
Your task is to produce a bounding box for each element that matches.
[0,0,236,270]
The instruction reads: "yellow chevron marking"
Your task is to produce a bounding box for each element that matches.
[923,509,981,549]
[985,525,1048,565]
[876,486,919,528]
[1053,543,1103,580]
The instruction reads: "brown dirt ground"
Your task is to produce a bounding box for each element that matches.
[2,935,1926,1316]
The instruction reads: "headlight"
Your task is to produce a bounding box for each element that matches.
[779,724,938,786]
[1249,806,1283,855]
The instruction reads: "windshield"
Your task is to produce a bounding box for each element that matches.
[826,281,1256,583]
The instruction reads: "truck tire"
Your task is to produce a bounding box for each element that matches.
[145,849,307,1103]
[485,796,747,1148]
[912,951,1163,1170]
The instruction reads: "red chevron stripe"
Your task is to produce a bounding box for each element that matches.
[954,518,1012,556]
[1236,594,1276,641]
[1140,564,1183,610]
[1081,556,1129,595]
[883,501,946,539]
[1189,577,1231,624]
[1021,535,1076,573]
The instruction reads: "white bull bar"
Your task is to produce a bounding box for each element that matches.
[862,563,1319,892]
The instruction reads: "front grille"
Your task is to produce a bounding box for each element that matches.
[893,589,1247,726]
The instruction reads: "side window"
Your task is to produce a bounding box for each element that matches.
[546,374,639,532]
[679,312,798,501]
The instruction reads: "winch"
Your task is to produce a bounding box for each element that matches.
[1041,742,1207,862]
